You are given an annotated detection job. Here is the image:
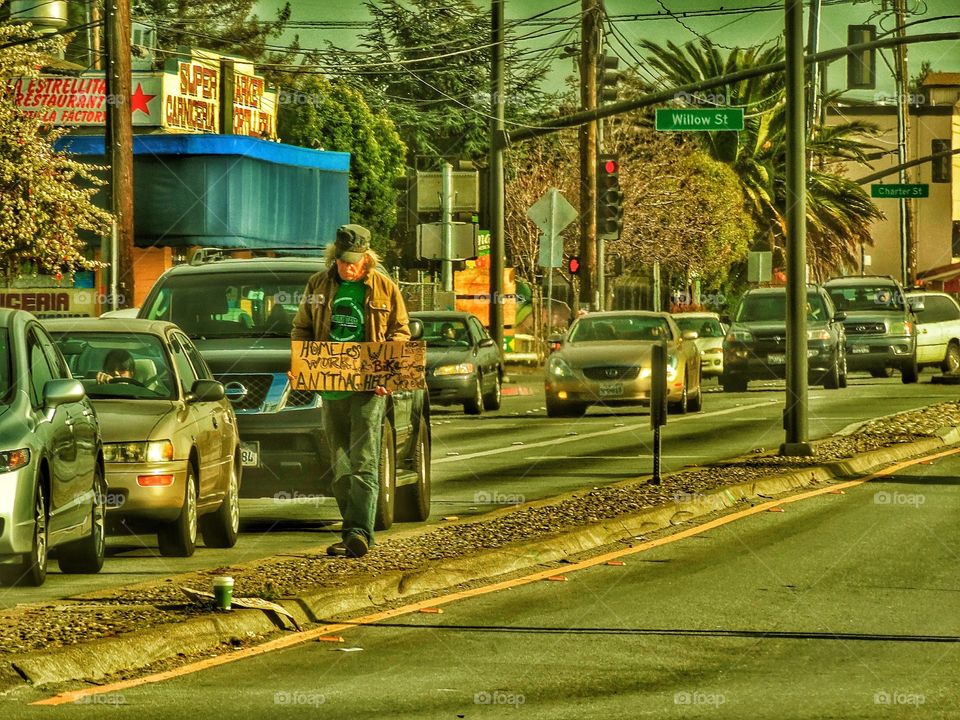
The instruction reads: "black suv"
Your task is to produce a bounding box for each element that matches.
[721,285,847,392]
[823,275,919,383]
[138,256,431,529]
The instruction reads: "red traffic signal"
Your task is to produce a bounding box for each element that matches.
[602,158,618,175]
[568,256,581,275]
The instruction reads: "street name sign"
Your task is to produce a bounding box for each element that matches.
[870,183,929,199]
[655,108,745,132]
[528,188,577,268]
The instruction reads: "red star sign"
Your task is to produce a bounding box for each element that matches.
[130,83,157,115]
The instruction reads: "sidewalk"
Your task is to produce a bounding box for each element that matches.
[2,401,959,690]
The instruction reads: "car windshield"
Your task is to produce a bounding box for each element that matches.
[139,271,316,339]
[51,332,176,400]
[419,318,471,347]
[569,316,670,343]
[827,285,903,312]
[735,293,827,323]
[675,317,724,338]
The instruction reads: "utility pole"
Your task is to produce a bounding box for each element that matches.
[103,0,135,308]
[579,0,600,310]
[805,0,822,142]
[781,0,812,457]
[893,0,915,286]
[489,0,506,348]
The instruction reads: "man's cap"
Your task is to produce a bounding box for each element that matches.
[335,224,371,263]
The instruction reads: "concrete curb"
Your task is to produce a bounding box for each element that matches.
[4,428,958,690]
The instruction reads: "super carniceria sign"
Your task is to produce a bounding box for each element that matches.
[6,49,277,139]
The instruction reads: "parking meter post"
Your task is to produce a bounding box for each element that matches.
[650,342,668,485]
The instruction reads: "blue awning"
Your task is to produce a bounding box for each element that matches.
[56,134,351,254]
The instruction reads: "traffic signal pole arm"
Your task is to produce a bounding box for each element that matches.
[856,146,960,185]
[509,32,960,143]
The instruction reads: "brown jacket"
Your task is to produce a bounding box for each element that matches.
[291,265,410,342]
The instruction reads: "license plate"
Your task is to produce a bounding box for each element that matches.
[240,441,260,468]
[599,383,623,397]
[852,345,870,354]
[767,353,786,365]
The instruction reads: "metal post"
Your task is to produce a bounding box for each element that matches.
[894,0,914,286]
[441,162,453,292]
[545,264,553,334]
[579,0,600,308]
[652,261,661,311]
[651,426,662,485]
[805,0,822,140]
[781,0,812,456]
[489,0,506,347]
[110,220,119,311]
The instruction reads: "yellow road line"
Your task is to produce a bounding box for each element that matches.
[34,444,959,706]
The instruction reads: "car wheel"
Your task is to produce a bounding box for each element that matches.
[546,396,585,418]
[59,464,106,574]
[839,354,848,388]
[687,369,703,412]
[823,357,841,389]
[158,463,198,557]
[396,415,430,522]
[901,356,919,384]
[482,370,502,411]
[941,341,960,374]
[1,480,49,587]
[463,376,483,415]
[669,382,688,414]
[870,367,894,379]
[374,416,397,531]
[721,374,747,393]
[200,455,241,549]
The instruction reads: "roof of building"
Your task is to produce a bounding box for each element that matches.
[921,72,960,87]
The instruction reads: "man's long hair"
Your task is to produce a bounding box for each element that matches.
[324,244,381,269]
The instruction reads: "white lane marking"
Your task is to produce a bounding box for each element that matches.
[433,401,772,465]
[526,455,712,460]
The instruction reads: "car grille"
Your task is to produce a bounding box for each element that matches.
[216,373,272,411]
[583,366,641,381]
[752,331,788,353]
[844,322,886,335]
[286,389,318,408]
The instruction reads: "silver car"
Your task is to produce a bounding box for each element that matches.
[0,310,105,587]
[673,312,726,377]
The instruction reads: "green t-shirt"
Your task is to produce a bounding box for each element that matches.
[322,280,366,400]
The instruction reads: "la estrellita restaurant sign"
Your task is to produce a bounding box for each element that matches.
[6,50,277,138]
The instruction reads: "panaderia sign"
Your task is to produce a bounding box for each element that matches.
[6,53,277,138]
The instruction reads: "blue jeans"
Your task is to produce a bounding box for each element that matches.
[321,393,386,545]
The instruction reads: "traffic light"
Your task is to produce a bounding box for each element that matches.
[598,52,620,104]
[568,256,581,275]
[847,25,876,90]
[597,154,624,239]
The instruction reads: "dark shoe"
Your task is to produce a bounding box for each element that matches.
[344,534,368,558]
[326,541,348,557]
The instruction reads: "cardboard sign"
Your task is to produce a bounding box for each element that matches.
[291,341,426,392]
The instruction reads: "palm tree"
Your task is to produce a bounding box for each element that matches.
[639,38,882,279]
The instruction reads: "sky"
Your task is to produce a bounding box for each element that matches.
[252,0,960,100]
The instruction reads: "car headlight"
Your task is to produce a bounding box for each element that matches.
[0,448,30,473]
[104,440,174,463]
[807,328,831,340]
[889,321,912,336]
[434,363,475,376]
[547,357,574,378]
[639,367,651,379]
[726,329,754,344]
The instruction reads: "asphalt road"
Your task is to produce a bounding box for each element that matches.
[1,368,957,608]
[11,442,960,718]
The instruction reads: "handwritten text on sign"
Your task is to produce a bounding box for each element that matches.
[291,341,426,392]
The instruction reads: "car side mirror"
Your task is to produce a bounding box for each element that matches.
[547,333,564,353]
[479,337,495,348]
[681,330,698,340]
[719,314,731,325]
[409,318,424,341]
[834,311,847,322]
[907,299,925,312]
[187,379,225,403]
[43,378,86,409]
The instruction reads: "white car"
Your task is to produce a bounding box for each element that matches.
[672,312,726,377]
[906,291,960,373]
